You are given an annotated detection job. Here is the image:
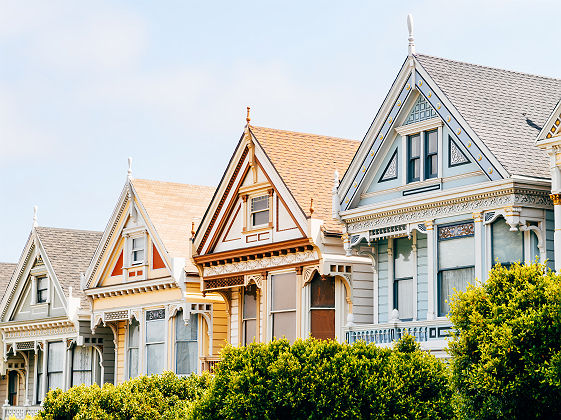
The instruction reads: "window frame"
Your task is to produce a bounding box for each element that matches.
[46,341,65,391]
[309,273,336,340]
[269,271,297,342]
[242,284,258,345]
[174,311,198,376]
[70,346,97,387]
[424,129,438,179]
[131,236,145,266]
[491,218,525,269]
[36,276,48,304]
[407,133,421,183]
[127,319,140,379]
[249,195,270,229]
[392,237,415,321]
[145,309,166,376]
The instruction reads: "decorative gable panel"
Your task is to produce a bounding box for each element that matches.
[448,136,470,167]
[379,150,398,182]
[404,95,437,125]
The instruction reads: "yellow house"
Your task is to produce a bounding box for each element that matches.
[83,170,226,383]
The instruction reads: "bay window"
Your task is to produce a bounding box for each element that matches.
[438,222,475,316]
[242,284,258,345]
[310,273,335,340]
[146,309,165,375]
[175,311,198,375]
[127,319,140,378]
[270,272,296,343]
[393,237,414,320]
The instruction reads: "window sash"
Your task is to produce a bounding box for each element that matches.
[131,237,145,264]
[425,129,438,179]
[175,312,198,375]
[37,277,48,303]
[491,219,524,266]
[408,134,421,182]
[438,266,474,316]
[393,277,414,320]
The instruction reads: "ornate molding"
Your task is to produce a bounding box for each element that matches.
[4,325,76,340]
[302,265,319,287]
[203,250,318,277]
[244,273,263,289]
[551,193,561,205]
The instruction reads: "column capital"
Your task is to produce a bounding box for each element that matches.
[551,193,561,205]
[472,211,483,223]
[424,220,434,231]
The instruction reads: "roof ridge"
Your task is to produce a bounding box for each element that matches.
[250,125,358,143]
[35,226,103,235]
[415,53,561,83]
[133,178,216,189]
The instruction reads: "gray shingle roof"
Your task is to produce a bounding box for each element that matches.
[0,263,16,299]
[416,54,561,179]
[35,227,102,309]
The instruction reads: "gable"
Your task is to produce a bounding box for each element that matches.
[339,58,506,212]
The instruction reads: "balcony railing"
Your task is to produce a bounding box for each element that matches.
[2,405,42,420]
[345,318,453,346]
[200,356,220,373]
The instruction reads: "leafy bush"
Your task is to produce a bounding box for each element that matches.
[448,262,561,419]
[190,336,453,419]
[37,371,212,420]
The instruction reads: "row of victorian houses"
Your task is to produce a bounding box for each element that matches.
[2,21,561,418]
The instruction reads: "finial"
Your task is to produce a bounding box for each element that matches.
[191,221,196,239]
[407,14,415,56]
[127,157,133,180]
[310,198,314,216]
[32,205,38,228]
[246,106,251,125]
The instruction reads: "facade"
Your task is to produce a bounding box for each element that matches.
[82,174,227,383]
[335,33,561,355]
[193,122,372,345]
[0,226,110,419]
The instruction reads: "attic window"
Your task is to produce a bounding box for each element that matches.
[404,95,437,125]
[37,277,48,303]
[250,196,269,227]
[131,237,145,265]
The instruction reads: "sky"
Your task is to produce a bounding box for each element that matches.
[1,0,560,262]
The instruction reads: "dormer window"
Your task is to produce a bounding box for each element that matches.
[36,276,48,303]
[407,134,421,182]
[425,130,438,179]
[131,237,145,265]
[406,129,439,183]
[250,196,269,228]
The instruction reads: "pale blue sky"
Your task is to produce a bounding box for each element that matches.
[1,0,559,262]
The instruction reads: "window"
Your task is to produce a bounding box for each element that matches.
[425,130,438,179]
[270,272,296,343]
[47,341,65,391]
[310,273,335,340]
[36,349,43,403]
[491,218,523,268]
[242,284,257,345]
[8,371,18,405]
[250,196,269,228]
[175,311,198,375]
[37,276,48,303]
[146,309,165,375]
[407,134,421,182]
[438,222,475,316]
[127,319,140,378]
[131,237,145,265]
[393,237,414,320]
[71,346,100,386]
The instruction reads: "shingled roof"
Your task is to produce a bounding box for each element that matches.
[132,179,215,273]
[416,54,561,179]
[250,126,359,233]
[0,263,16,299]
[35,227,102,308]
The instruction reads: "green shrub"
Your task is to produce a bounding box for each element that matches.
[37,371,212,420]
[448,262,561,419]
[190,337,453,420]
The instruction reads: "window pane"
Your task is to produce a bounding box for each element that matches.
[492,219,523,265]
[146,343,165,375]
[410,135,420,157]
[48,372,64,390]
[438,236,475,269]
[310,274,335,308]
[252,210,269,226]
[37,277,48,290]
[48,342,65,372]
[176,341,198,375]
[251,196,269,211]
[272,311,296,343]
[128,349,139,378]
[146,318,165,343]
[176,313,198,341]
[37,350,43,374]
[72,346,92,371]
[72,371,92,386]
[271,273,296,311]
[133,249,144,262]
[243,285,257,318]
[132,237,144,249]
[397,278,414,319]
[311,309,335,340]
[530,231,540,262]
[129,320,140,347]
[427,130,438,153]
[428,154,437,177]
[243,319,257,345]
[394,237,414,279]
[439,267,474,315]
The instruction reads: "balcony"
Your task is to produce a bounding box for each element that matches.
[2,405,42,419]
[345,317,453,355]
[200,356,220,373]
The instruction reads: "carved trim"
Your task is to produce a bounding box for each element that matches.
[302,266,319,287]
[551,193,561,205]
[245,273,263,289]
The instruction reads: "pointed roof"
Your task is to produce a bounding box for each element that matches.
[132,179,215,272]
[0,263,16,298]
[250,126,359,233]
[35,227,102,307]
[416,54,561,179]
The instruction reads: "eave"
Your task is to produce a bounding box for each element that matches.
[84,276,178,299]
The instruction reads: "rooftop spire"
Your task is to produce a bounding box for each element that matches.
[407,13,415,56]
[246,106,251,125]
[127,157,133,180]
[32,205,38,228]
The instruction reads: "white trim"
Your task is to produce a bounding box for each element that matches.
[394,117,442,136]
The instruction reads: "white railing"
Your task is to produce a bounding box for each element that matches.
[345,318,453,345]
[2,405,42,419]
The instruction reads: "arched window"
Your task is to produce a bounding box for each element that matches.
[175,310,198,375]
[310,273,335,340]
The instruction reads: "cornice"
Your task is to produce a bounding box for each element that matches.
[0,317,74,333]
[394,117,442,136]
[84,277,178,299]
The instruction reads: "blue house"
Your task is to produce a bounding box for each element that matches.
[335,17,561,356]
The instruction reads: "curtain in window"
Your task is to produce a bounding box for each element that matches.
[175,311,198,375]
[492,218,523,266]
[530,230,540,262]
[394,237,414,320]
[47,341,65,391]
[146,316,165,375]
[36,350,43,403]
[271,272,296,343]
[71,346,93,386]
[128,319,139,378]
[439,267,474,315]
[242,285,257,345]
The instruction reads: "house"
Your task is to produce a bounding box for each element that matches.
[192,117,372,345]
[0,222,107,419]
[335,17,561,355]
[82,166,227,382]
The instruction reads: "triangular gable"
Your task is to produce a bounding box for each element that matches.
[536,99,561,145]
[379,150,398,182]
[195,126,308,257]
[339,55,507,212]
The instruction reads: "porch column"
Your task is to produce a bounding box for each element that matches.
[425,220,435,320]
[551,194,561,272]
[472,212,484,282]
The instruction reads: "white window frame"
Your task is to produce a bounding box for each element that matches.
[249,195,270,229]
[267,270,298,342]
[145,308,166,376]
[174,311,199,376]
[126,319,140,379]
